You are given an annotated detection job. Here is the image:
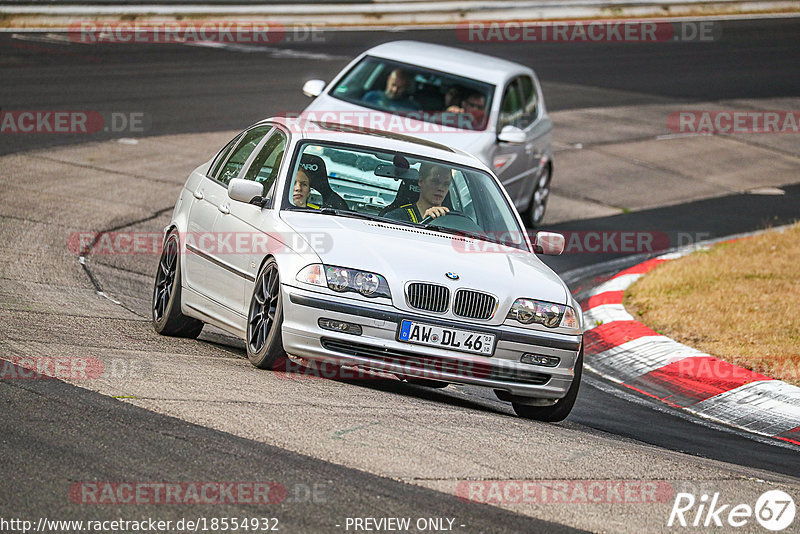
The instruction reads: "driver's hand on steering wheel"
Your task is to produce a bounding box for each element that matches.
[422,206,450,220]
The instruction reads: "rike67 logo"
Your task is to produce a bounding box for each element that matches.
[669,490,795,531]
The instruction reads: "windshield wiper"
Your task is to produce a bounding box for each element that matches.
[286,206,375,220]
[317,208,374,220]
[317,208,410,226]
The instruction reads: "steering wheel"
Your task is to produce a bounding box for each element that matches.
[419,211,482,233]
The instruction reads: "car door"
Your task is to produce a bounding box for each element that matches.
[513,74,552,211]
[184,125,273,309]
[183,132,241,294]
[213,127,287,316]
[491,78,531,206]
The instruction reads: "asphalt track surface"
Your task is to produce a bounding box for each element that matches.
[1,17,799,532]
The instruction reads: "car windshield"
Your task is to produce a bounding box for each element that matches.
[284,141,528,251]
[329,56,494,132]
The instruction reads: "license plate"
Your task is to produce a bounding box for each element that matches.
[398,320,495,355]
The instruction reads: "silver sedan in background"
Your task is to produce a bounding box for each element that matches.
[301,40,554,227]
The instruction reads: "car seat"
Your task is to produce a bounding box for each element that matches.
[299,154,349,211]
[379,180,451,217]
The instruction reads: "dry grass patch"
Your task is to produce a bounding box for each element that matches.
[625,223,800,386]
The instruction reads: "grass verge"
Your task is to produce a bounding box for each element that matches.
[625,222,800,386]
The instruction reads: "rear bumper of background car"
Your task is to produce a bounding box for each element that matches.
[280,285,582,399]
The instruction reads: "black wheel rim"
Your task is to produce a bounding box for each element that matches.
[249,264,279,354]
[153,236,178,322]
[532,167,551,225]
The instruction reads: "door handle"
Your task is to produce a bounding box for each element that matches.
[218,204,230,215]
[193,190,204,200]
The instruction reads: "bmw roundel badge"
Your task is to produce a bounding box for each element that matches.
[445,272,459,280]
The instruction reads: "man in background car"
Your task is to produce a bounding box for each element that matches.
[445,90,487,130]
[362,69,418,112]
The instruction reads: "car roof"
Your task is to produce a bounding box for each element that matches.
[266,117,492,172]
[363,41,530,85]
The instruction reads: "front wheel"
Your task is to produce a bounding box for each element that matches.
[524,163,551,228]
[246,259,287,370]
[152,231,204,338]
[513,345,582,422]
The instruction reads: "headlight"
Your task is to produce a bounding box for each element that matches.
[325,266,390,298]
[507,299,577,329]
[296,264,391,298]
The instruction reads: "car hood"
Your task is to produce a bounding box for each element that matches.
[303,95,489,157]
[281,211,568,319]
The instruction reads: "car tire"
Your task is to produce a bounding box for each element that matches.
[512,345,582,422]
[152,231,204,338]
[246,259,288,370]
[524,163,551,228]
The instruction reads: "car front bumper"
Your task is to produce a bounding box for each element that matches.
[281,285,582,400]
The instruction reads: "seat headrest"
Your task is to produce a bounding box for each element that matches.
[299,154,330,193]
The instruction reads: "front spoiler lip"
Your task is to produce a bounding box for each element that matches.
[288,292,582,351]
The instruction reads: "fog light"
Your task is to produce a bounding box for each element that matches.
[520,353,560,367]
[318,318,362,336]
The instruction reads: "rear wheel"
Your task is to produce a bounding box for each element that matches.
[513,345,582,422]
[524,163,551,228]
[152,231,204,338]
[246,259,287,370]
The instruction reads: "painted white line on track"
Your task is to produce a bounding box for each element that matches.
[182,41,348,60]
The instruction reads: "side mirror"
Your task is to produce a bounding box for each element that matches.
[497,125,526,144]
[533,231,564,255]
[228,178,264,205]
[302,79,326,98]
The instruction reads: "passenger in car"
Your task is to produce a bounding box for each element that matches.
[362,69,418,112]
[384,163,451,223]
[445,90,487,130]
[292,168,319,209]
[443,85,466,110]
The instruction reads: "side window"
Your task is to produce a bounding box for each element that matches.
[242,130,287,196]
[216,125,272,186]
[517,76,538,129]
[332,57,384,99]
[208,133,242,179]
[497,80,523,130]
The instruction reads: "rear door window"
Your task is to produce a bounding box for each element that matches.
[215,125,273,186]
